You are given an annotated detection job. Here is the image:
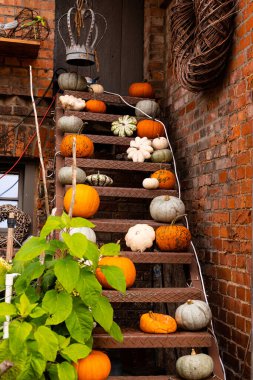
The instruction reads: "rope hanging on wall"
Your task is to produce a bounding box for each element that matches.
[171,0,236,92]
[0,205,31,248]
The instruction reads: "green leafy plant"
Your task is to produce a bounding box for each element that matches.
[0,213,125,380]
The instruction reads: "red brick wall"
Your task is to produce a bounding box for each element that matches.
[144,0,251,378]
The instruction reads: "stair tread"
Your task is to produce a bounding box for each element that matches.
[91,219,171,232]
[64,90,152,105]
[102,287,202,303]
[65,110,142,123]
[120,251,193,264]
[86,134,135,146]
[93,328,212,348]
[65,186,176,199]
[109,377,219,380]
[65,158,171,172]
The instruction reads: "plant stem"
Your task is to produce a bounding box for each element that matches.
[68,137,77,219]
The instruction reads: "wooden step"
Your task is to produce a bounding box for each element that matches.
[102,287,202,303]
[65,110,140,123]
[65,186,176,199]
[64,90,152,106]
[120,251,193,264]
[65,158,171,172]
[92,219,168,233]
[109,376,219,380]
[86,134,132,146]
[93,329,212,348]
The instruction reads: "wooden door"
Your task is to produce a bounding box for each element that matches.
[54,0,144,95]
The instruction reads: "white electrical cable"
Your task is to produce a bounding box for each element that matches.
[104,89,226,379]
[3,273,20,339]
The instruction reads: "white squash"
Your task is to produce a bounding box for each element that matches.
[142,178,159,190]
[152,137,169,150]
[86,172,113,186]
[89,83,104,94]
[58,166,86,185]
[59,94,86,111]
[60,227,96,243]
[58,115,83,133]
[111,115,137,137]
[149,195,185,222]
[125,224,155,252]
[127,136,153,162]
[176,349,214,380]
[175,300,212,331]
[135,100,160,118]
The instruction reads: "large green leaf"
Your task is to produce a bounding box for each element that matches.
[65,298,93,343]
[54,258,80,293]
[34,326,59,362]
[83,241,100,267]
[75,269,102,307]
[16,346,46,380]
[69,218,95,228]
[100,265,126,293]
[100,242,120,256]
[9,320,33,355]
[14,237,50,261]
[61,343,91,363]
[42,290,72,325]
[57,362,77,380]
[109,321,124,342]
[0,302,16,316]
[61,233,88,259]
[40,216,64,239]
[16,293,37,317]
[92,295,113,332]
[15,261,45,294]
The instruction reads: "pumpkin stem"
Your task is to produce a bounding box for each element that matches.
[163,195,171,201]
[187,299,193,305]
[191,349,197,355]
[170,214,188,225]
[148,311,155,319]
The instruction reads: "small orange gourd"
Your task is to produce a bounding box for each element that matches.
[156,219,191,251]
[96,256,136,289]
[60,134,94,157]
[140,311,177,334]
[151,169,176,189]
[85,99,107,113]
[136,119,165,139]
[64,184,100,218]
[73,350,111,380]
[128,82,154,98]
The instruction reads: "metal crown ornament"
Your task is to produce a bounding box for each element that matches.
[58,1,107,67]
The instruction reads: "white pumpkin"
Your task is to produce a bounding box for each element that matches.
[59,95,86,111]
[142,178,159,190]
[58,167,86,185]
[127,136,153,162]
[152,137,169,150]
[176,349,214,380]
[150,148,173,163]
[58,115,83,134]
[135,100,160,118]
[86,172,113,186]
[111,115,137,137]
[175,300,212,331]
[60,227,96,243]
[149,195,185,222]
[89,83,104,94]
[125,224,155,252]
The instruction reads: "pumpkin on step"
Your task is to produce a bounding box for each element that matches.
[128,81,154,98]
[150,169,176,189]
[156,222,191,251]
[135,99,160,118]
[58,72,87,91]
[58,166,86,185]
[59,94,86,111]
[58,115,83,133]
[176,349,214,380]
[152,137,169,150]
[150,195,185,223]
[125,224,156,252]
[89,83,104,94]
[85,99,106,113]
[73,350,111,380]
[151,149,172,163]
[142,177,159,190]
[64,184,100,218]
[111,115,137,137]
[86,172,113,187]
[96,256,136,289]
[126,136,153,162]
[60,134,94,158]
[140,311,177,334]
[175,300,212,331]
[136,119,165,139]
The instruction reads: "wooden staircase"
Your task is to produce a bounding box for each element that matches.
[55,91,224,379]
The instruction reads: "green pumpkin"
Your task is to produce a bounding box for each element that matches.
[58,72,87,91]
[151,148,172,163]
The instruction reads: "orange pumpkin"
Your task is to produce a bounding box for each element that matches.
[64,184,100,218]
[136,119,165,139]
[156,224,191,251]
[140,311,177,333]
[96,256,136,289]
[151,169,176,189]
[85,99,107,113]
[60,134,94,157]
[73,350,111,380]
[128,82,154,98]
